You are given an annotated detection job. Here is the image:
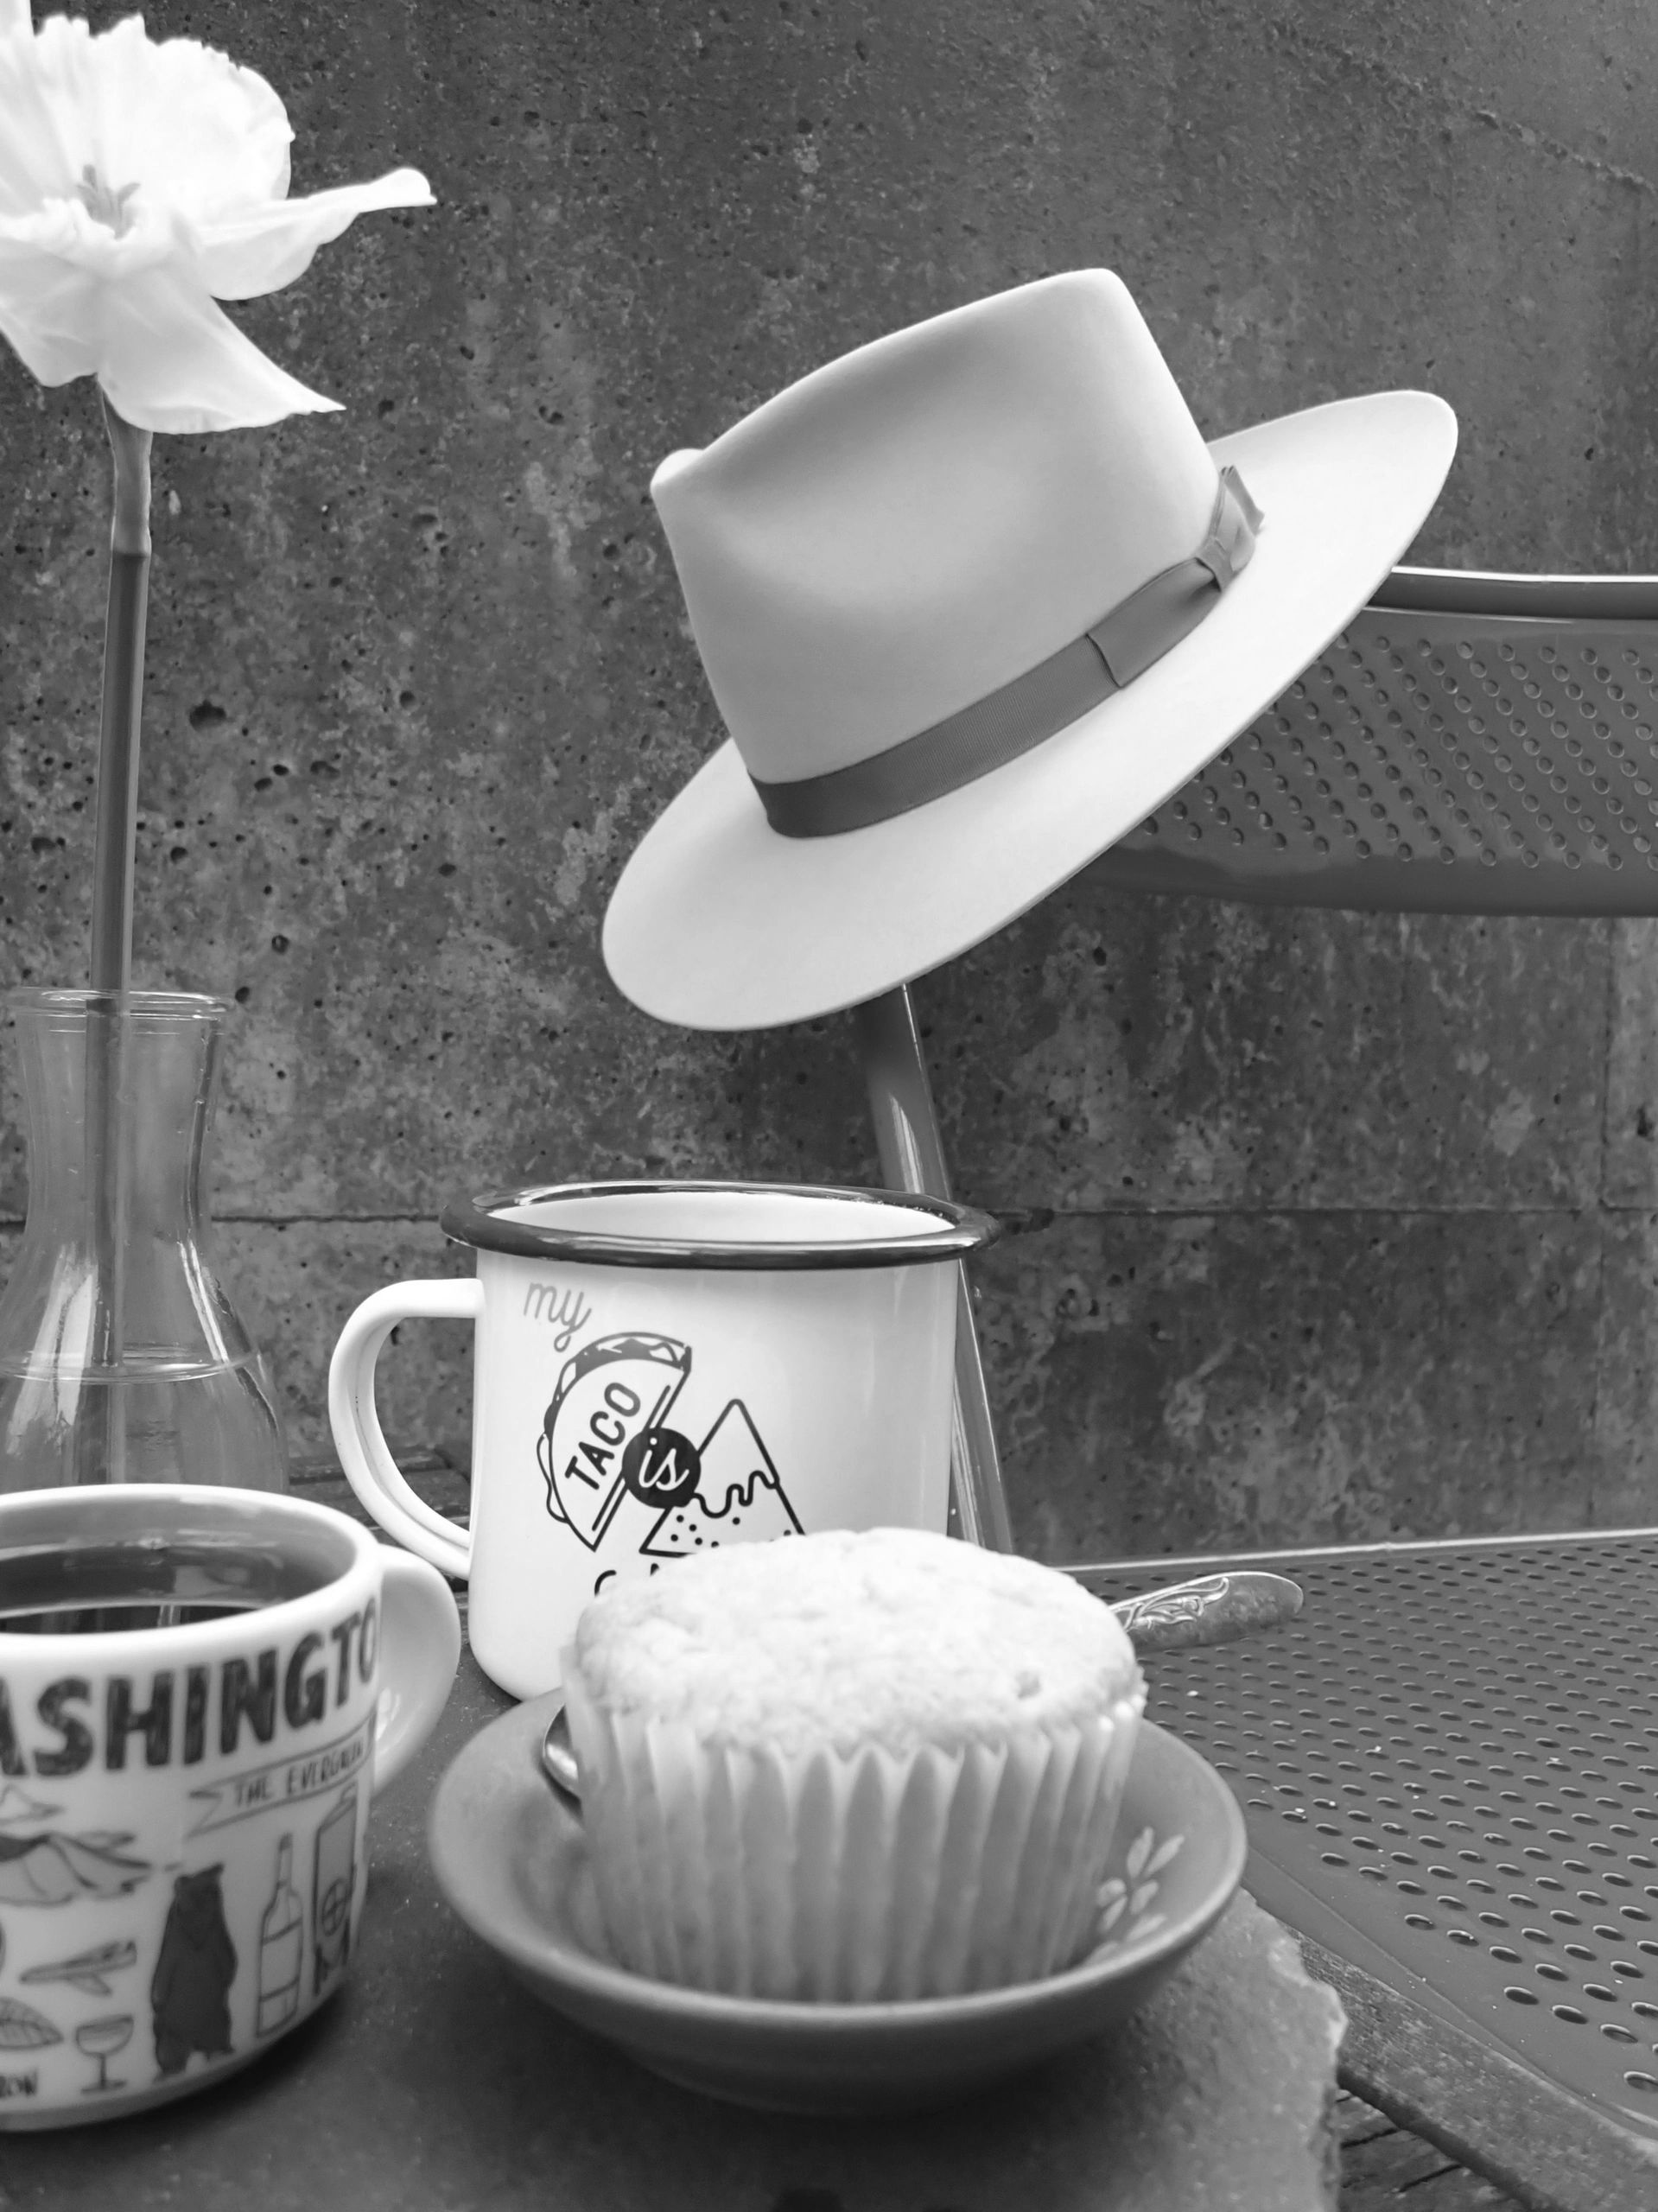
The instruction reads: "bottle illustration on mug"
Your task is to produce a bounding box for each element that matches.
[256,1834,304,2037]
[312,1786,358,1998]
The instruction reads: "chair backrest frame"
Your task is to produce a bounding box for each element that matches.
[1095,566,1658,917]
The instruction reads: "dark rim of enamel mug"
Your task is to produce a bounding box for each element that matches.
[438,1179,1001,1270]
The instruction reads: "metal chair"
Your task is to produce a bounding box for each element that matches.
[858,567,1658,2209]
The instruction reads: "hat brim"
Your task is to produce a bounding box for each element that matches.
[602,390,1458,1033]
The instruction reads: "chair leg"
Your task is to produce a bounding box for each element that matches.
[853,985,1014,1553]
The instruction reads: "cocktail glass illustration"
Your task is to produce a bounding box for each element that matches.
[76,2013,132,2094]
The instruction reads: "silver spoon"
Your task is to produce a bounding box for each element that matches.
[539,1566,1301,1802]
[1103,1567,1303,1653]
[543,1705,581,1799]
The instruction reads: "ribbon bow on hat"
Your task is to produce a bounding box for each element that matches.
[604,270,1457,1033]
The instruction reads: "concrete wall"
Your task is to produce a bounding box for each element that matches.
[5,0,1658,1560]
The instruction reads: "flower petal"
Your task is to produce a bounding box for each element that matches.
[193,168,434,301]
[92,258,342,432]
[0,0,31,43]
[73,17,292,227]
[0,13,84,213]
[0,194,175,280]
[0,231,101,382]
[0,16,291,224]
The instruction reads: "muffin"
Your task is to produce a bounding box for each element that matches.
[560,1527,1146,2001]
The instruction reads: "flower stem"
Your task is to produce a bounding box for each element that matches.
[90,391,152,994]
[79,391,151,1484]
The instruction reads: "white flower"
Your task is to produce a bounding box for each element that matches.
[0,1,434,432]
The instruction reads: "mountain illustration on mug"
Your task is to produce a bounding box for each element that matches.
[641,1401,802,1556]
[0,1827,149,1907]
[0,1786,61,1827]
[537,1334,692,1550]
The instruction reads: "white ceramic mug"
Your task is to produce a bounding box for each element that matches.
[329,1180,998,1700]
[0,1484,460,2128]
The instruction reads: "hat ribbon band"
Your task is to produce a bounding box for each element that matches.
[751,463,1263,839]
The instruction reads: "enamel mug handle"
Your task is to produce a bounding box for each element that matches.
[329,1278,485,1581]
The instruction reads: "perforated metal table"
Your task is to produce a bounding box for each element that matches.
[1083,1533,1658,2211]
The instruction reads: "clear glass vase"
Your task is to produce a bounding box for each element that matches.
[0,988,289,1491]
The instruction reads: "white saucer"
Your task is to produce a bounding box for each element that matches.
[428,1693,1247,2113]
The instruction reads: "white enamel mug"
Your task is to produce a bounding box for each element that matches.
[328,1181,999,1700]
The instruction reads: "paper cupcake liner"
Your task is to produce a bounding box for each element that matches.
[562,1672,1146,2001]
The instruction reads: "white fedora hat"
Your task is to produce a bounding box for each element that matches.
[603,270,1457,1033]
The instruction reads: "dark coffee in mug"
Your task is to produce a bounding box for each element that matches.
[0,1533,336,1636]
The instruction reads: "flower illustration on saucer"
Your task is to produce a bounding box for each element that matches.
[1094,1825,1185,1950]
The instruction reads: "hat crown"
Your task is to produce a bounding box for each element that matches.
[651,270,1221,786]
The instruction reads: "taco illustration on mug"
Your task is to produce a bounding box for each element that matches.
[536,1334,693,1550]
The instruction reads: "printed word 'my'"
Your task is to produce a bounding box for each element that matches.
[523,1282,592,1352]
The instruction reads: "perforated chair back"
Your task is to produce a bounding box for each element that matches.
[1077,567,1658,2193]
[1093,568,1658,916]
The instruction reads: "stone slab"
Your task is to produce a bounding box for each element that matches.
[0,1654,1344,2212]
